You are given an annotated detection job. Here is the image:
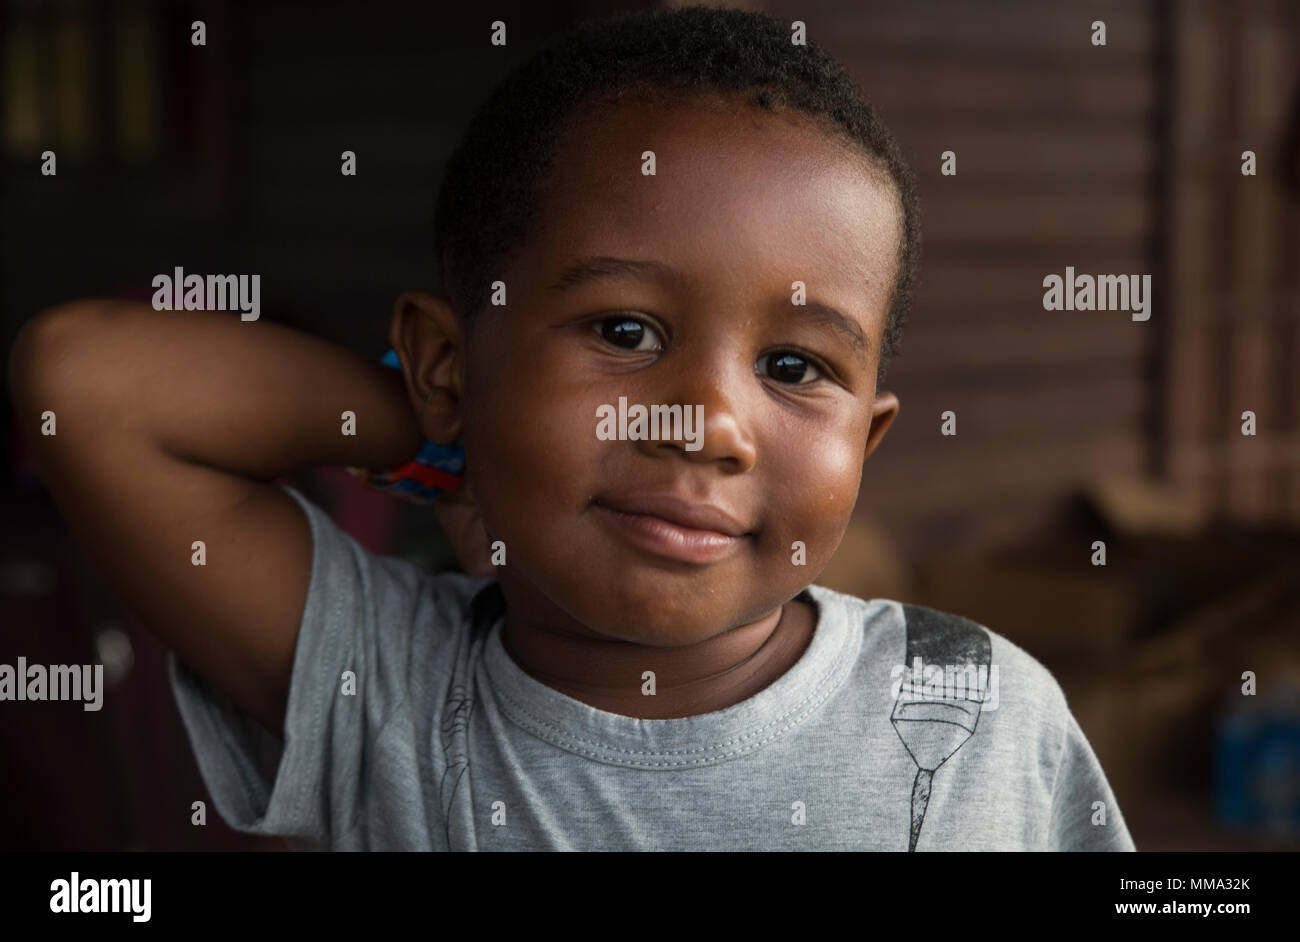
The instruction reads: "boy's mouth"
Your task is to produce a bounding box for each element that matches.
[590,494,751,565]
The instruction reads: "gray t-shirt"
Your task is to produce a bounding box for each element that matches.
[168,485,1136,851]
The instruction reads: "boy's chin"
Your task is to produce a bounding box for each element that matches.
[503,550,803,644]
[567,591,776,648]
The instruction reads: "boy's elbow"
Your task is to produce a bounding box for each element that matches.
[9,299,119,424]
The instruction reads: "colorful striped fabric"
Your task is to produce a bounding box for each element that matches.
[344,349,467,503]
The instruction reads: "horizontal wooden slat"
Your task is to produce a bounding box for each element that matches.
[883,369,1145,442]
[891,319,1147,376]
[892,123,1153,182]
[244,1,580,46]
[1169,436,1300,475]
[850,56,1154,119]
[862,429,1146,514]
[920,187,1152,244]
[810,0,1153,57]
[910,252,1153,315]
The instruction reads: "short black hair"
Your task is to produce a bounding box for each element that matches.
[434,4,921,387]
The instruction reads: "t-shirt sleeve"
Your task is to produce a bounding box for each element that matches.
[168,483,424,849]
[1046,709,1137,851]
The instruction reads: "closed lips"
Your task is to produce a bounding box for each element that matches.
[594,495,749,537]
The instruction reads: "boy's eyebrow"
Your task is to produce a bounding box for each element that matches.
[790,299,871,357]
[546,256,678,293]
[547,254,870,357]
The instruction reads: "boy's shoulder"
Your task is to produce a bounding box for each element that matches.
[810,586,1133,851]
[811,584,1073,734]
[898,598,1069,698]
[281,483,491,621]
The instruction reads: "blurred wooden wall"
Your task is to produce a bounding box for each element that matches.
[746,0,1300,557]
[6,0,1298,553]
[1163,0,1300,525]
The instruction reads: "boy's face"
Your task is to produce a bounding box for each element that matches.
[457,93,901,646]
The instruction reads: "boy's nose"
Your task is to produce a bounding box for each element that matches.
[634,359,758,471]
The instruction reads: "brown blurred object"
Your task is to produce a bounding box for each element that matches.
[912,474,1300,850]
[816,515,910,602]
[1059,567,1300,839]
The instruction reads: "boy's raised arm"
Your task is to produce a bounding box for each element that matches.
[7,298,425,737]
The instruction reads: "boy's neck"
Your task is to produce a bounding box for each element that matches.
[498,594,817,720]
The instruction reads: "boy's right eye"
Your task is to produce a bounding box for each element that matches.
[594,315,664,353]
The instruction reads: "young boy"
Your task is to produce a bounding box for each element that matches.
[9,7,1134,851]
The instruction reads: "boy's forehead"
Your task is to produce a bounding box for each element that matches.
[525,95,901,322]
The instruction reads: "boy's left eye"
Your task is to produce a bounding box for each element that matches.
[594,315,664,352]
[756,351,821,385]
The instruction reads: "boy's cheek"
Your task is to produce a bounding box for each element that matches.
[768,471,862,571]
[761,510,846,578]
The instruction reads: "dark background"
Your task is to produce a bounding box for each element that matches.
[2,0,1299,850]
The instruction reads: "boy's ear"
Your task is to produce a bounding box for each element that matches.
[388,290,465,445]
[862,391,899,461]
